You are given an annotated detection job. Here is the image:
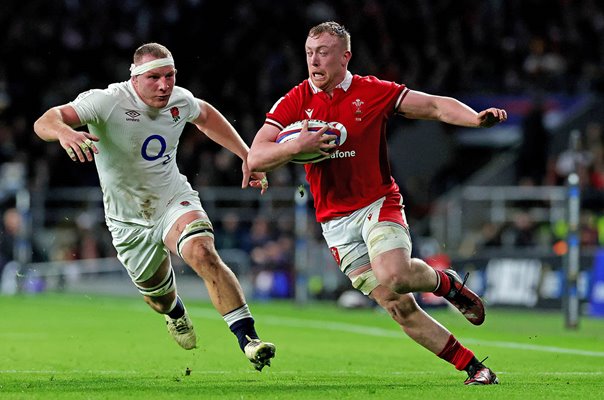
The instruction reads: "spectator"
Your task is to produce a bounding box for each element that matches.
[214,211,247,250]
[516,101,550,186]
[0,207,47,288]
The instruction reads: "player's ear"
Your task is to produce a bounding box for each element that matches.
[342,50,351,66]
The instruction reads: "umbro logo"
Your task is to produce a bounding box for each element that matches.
[125,110,141,121]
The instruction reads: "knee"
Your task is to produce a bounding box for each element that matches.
[378,267,413,294]
[184,239,223,274]
[376,257,433,293]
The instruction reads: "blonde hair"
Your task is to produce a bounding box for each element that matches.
[308,21,351,51]
[133,43,173,65]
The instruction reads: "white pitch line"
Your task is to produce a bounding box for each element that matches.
[460,338,604,357]
[119,304,604,358]
[184,307,604,358]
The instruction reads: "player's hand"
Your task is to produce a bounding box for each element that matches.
[477,108,507,128]
[61,131,100,162]
[298,120,337,156]
[242,158,268,195]
[248,172,269,195]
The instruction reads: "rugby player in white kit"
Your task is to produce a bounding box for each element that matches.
[34,43,275,371]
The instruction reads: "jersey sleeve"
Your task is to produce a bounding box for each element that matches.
[178,87,202,122]
[265,86,304,130]
[369,76,408,114]
[69,87,118,125]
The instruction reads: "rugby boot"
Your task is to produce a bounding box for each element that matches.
[443,269,485,325]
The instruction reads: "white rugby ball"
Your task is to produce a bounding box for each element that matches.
[276,119,345,164]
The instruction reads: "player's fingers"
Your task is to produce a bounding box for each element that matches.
[66,147,77,161]
[492,108,507,121]
[260,176,268,194]
[248,178,268,195]
[321,133,338,143]
[67,146,86,162]
[79,140,95,162]
[84,138,99,154]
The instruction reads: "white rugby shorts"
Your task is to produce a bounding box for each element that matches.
[321,192,411,293]
[107,190,206,283]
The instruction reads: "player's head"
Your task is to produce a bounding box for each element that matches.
[306,21,351,93]
[130,43,176,109]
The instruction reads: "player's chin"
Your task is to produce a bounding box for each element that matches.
[310,76,327,87]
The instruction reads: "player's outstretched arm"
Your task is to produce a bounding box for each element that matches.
[33,105,99,163]
[192,99,268,194]
[398,90,507,128]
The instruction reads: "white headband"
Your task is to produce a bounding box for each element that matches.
[130,57,175,76]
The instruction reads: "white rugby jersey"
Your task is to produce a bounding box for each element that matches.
[70,80,202,226]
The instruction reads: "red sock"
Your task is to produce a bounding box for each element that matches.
[437,335,474,371]
[432,270,451,297]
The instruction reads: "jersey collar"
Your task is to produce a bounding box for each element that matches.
[308,70,353,94]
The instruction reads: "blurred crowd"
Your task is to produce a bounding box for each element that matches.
[2,0,604,296]
[456,114,604,259]
[1,0,603,185]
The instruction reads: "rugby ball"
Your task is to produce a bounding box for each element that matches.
[276,119,345,164]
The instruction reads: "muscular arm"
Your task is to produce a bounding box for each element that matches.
[34,105,82,141]
[399,90,507,128]
[248,120,332,173]
[192,99,267,193]
[192,100,250,160]
[247,124,296,172]
[33,105,99,162]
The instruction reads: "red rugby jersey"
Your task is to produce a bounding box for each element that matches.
[265,72,409,222]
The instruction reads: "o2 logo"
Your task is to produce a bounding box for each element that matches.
[141,134,172,165]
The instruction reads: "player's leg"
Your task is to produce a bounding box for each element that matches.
[362,195,485,325]
[371,246,485,325]
[106,219,196,350]
[164,210,275,371]
[322,204,497,384]
[370,246,437,292]
[366,283,498,385]
[135,257,196,350]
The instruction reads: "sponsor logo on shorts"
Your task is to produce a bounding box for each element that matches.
[180,201,191,206]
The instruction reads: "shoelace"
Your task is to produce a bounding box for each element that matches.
[466,356,491,380]
[173,318,191,333]
[245,335,260,346]
[449,272,474,305]
[457,272,470,295]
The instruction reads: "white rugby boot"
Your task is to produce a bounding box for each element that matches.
[164,310,197,350]
[244,335,276,371]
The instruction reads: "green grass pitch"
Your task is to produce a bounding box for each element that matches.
[1,293,603,399]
